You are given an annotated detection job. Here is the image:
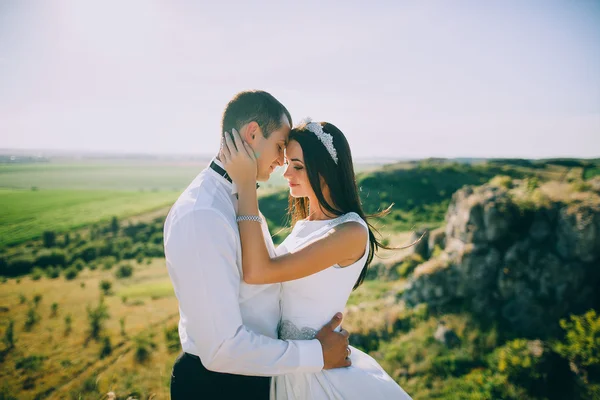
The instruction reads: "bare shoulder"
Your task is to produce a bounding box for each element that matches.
[329,221,368,244]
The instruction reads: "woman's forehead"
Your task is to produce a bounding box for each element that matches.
[285,140,303,157]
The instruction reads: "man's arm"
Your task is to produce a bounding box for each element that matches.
[165,208,324,376]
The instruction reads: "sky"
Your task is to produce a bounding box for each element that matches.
[0,0,599,159]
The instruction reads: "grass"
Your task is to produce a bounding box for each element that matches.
[0,160,385,192]
[0,189,178,246]
[118,280,174,300]
[0,259,179,399]
[0,253,409,399]
[0,162,204,191]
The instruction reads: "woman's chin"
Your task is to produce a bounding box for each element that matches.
[289,189,302,198]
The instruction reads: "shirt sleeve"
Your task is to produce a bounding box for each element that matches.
[164,208,324,376]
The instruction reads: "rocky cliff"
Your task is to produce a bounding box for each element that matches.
[403,177,600,337]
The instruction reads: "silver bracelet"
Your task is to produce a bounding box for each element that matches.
[236,215,262,223]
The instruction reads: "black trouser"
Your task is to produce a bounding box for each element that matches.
[170,352,271,400]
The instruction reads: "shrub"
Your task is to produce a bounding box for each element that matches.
[42,231,56,248]
[7,254,36,276]
[99,280,112,296]
[33,294,42,307]
[72,259,86,271]
[101,256,117,270]
[19,294,26,304]
[99,335,112,359]
[115,264,133,279]
[35,248,67,268]
[144,243,164,258]
[64,314,72,336]
[50,302,58,317]
[396,254,424,278]
[439,369,527,400]
[120,317,126,337]
[554,310,600,384]
[134,333,157,363]
[24,306,40,331]
[72,242,100,263]
[44,266,60,279]
[110,216,119,235]
[490,175,513,189]
[62,233,71,247]
[122,243,145,260]
[86,297,109,341]
[164,324,180,353]
[63,267,78,280]
[15,355,46,372]
[149,232,163,245]
[3,319,15,350]
[431,350,478,378]
[489,338,573,398]
[30,268,43,281]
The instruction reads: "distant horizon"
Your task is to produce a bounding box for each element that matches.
[1,147,598,162]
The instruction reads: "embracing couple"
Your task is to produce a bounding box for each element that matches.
[164,90,412,399]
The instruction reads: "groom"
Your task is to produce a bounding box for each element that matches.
[164,90,351,399]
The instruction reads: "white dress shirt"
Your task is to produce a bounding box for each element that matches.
[164,158,324,376]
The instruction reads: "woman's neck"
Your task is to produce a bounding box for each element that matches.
[306,195,338,221]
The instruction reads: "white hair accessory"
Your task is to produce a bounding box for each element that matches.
[299,118,338,164]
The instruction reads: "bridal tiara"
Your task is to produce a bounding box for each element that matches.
[299,118,338,164]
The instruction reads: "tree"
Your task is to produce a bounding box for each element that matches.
[3,319,15,350]
[99,280,112,296]
[87,297,110,341]
[110,216,119,235]
[42,231,56,248]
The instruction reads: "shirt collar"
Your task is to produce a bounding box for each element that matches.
[209,157,239,196]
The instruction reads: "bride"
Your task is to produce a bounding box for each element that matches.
[220,119,412,399]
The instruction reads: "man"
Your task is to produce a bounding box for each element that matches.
[164,90,350,399]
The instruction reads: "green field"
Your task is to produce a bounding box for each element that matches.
[0,189,179,247]
[0,162,205,191]
[0,160,386,191]
[0,160,389,247]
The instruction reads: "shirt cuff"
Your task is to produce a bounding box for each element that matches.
[294,339,324,373]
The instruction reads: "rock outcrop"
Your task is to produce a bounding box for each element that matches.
[403,179,600,337]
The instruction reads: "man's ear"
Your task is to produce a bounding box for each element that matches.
[243,121,262,144]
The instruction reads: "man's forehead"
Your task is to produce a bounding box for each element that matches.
[280,113,291,129]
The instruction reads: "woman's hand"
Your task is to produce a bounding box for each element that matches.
[220,128,258,188]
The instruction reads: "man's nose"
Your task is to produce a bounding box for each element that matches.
[276,153,285,166]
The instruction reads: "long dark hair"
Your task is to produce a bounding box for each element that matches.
[287,121,391,290]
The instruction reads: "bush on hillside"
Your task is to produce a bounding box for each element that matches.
[63,266,78,280]
[35,248,67,268]
[115,264,133,279]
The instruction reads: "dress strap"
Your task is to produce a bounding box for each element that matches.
[326,212,368,232]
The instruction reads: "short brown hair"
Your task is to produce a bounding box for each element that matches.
[221,90,292,138]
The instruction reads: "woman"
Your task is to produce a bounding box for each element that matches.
[220,118,412,399]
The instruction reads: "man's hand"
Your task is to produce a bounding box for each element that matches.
[315,312,351,370]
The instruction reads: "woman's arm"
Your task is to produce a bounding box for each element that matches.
[236,183,368,284]
[220,129,368,284]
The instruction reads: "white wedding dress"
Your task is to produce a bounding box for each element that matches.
[271,212,412,400]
